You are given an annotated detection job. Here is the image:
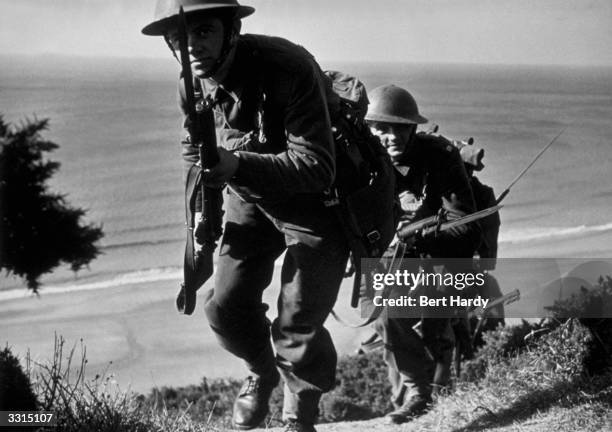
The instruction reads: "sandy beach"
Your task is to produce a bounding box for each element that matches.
[0,272,373,394]
[3,233,612,395]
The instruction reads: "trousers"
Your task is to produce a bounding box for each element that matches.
[374,314,455,405]
[204,191,349,422]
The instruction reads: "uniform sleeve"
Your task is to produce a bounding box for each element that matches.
[414,147,482,258]
[229,59,336,200]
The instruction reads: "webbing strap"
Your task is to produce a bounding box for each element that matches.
[330,240,406,328]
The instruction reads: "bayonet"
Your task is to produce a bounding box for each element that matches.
[496,127,566,205]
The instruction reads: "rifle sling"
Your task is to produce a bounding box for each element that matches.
[331,239,405,328]
[177,164,204,315]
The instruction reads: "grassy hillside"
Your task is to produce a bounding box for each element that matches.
[5,278,612,431]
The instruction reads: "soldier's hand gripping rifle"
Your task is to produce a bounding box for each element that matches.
[333,204,503,328]
[394,204,503,258]
[175,6,224,315]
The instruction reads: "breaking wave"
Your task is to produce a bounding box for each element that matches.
[0,267,182,302]
[4,223,612,302]
[500,222,612,243]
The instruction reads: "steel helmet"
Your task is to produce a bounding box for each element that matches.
[365,84,428,125]
[141,0,255,36]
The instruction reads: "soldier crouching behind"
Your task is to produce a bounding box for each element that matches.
[142,2,349,431]
[365,85,481,424]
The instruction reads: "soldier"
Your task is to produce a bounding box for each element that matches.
[365,85,481,424]
[142,2,349,431]
[452,139,504,344]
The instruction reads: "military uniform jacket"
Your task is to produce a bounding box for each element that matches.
[396,133,481,258]
[179,34,339,210]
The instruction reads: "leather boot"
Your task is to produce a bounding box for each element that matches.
[284,419,316,432]
[385,394,432,424]
[231,370,280,430]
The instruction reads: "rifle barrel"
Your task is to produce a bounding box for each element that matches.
[496,127,566,205]
[177,7,195,119]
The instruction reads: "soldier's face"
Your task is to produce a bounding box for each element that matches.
[369,122,417,163]
[167,16,226,78]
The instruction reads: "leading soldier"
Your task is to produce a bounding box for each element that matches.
[365,85,481,424]
[142,2,349,431]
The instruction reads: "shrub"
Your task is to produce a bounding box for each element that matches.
[461,276,612,383]
[459,319,554,382]
[319,351,391,421]
[547,276,612,374]
[0,346,38,411]
[0,115,104,292]
[546,275,612,319]
[421,319,612,432]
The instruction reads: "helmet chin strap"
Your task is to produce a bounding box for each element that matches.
[202,18,237,79]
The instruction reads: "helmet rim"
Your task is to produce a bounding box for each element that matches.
[365,112,428,125]
[142,2,254,36]
[365,84,428,125]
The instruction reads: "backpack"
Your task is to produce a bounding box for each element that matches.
[449,134,500,269]
[323,71,396,308]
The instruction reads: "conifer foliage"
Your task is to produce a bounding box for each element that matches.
[0,116,104,292]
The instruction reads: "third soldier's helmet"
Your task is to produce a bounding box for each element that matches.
[365,85,428,125]
[141,0,255,36]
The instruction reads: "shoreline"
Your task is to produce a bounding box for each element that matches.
[2,232,612,394]
[0,275,373,394]
[3,221,612,299]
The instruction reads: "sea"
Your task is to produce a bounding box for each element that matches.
[2,54,612,295]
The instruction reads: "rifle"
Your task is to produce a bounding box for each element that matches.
[469,288,520,319]
[332,204,503,328]
[496,127,566,205]
[470,288,520,343]
[175,6,224,315]
[395,204,503,254]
